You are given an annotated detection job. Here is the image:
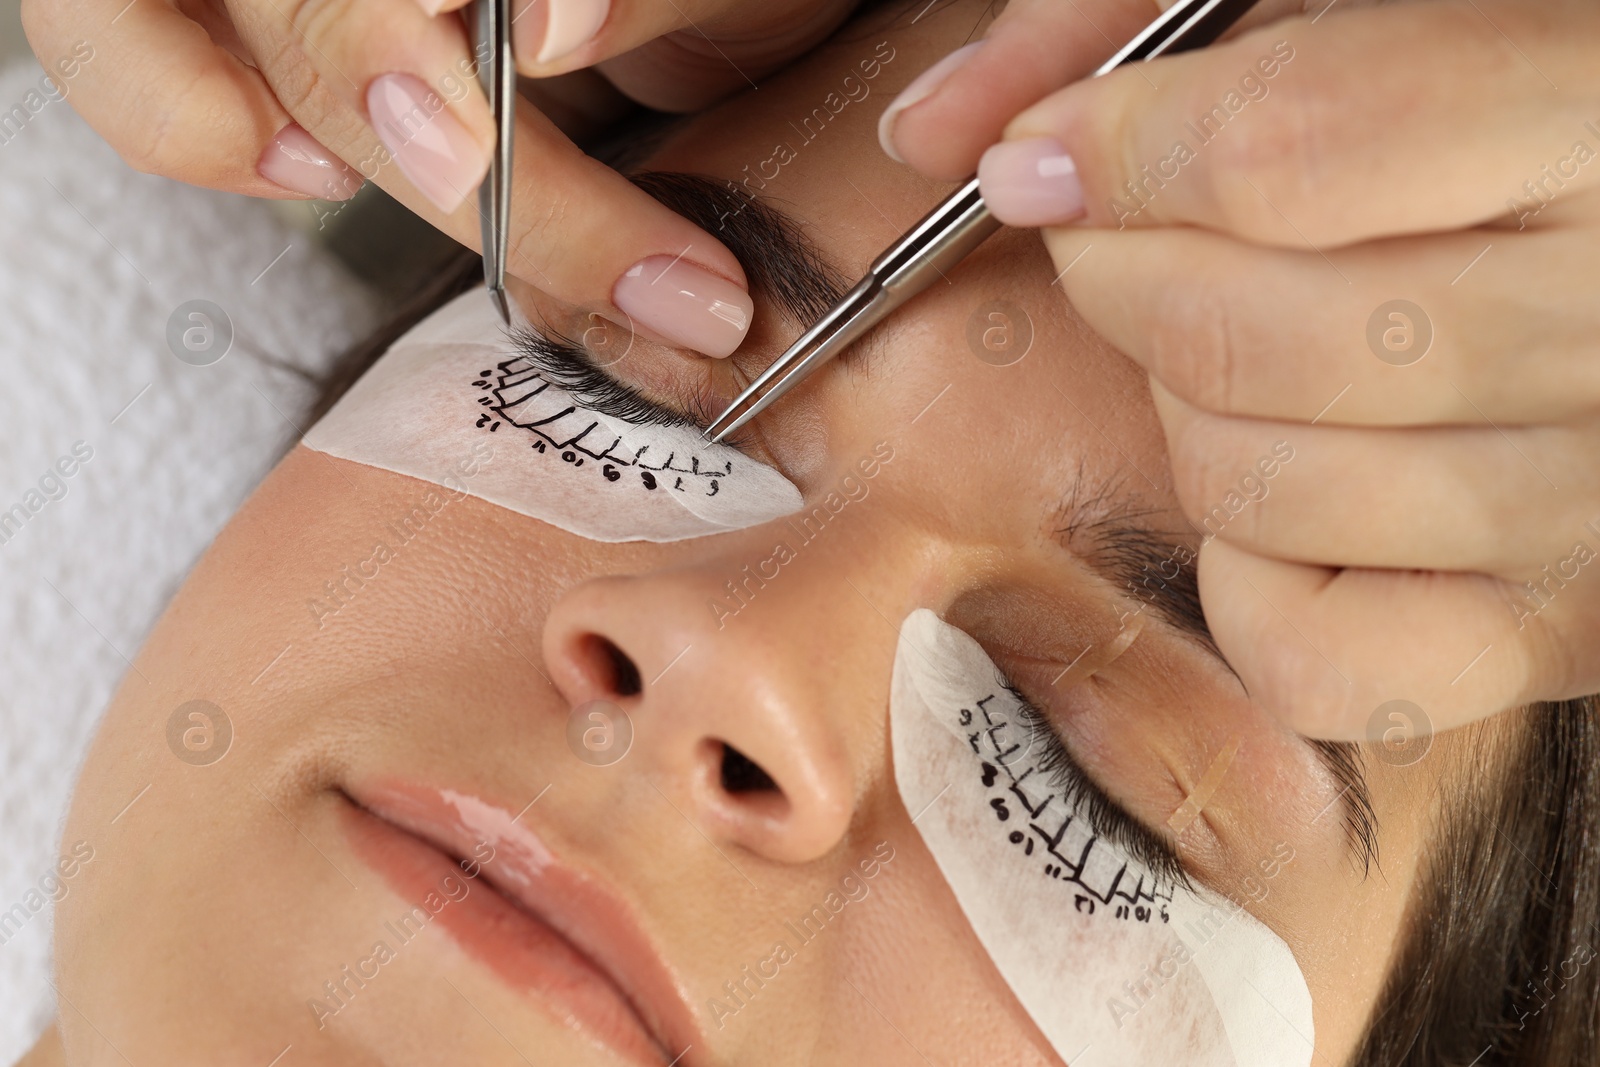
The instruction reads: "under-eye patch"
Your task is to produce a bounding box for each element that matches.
[890,609,1314,1067]
[304,291,802,542]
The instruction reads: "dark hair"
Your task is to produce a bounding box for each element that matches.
[1353,695,1600,1067]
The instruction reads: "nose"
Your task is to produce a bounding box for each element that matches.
[542,564,874,865]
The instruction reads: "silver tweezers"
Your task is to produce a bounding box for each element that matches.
[704,0,1260,442]
[475,0,515,324]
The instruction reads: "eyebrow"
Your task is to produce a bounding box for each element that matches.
[1055,467,1380,874]
[1052,463,1216,650]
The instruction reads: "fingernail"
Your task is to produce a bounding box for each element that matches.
[514,0,610,65]
[258,123,362,201]
[613,256,753,359]
[977,137,1085,227]
[412,0,446,13]
[877,41,984,163]
[366,73,488,214]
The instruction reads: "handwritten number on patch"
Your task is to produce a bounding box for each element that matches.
[473,365,737,498]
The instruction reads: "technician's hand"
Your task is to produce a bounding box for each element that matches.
[21,0,860,357]
[882,0,1600,740]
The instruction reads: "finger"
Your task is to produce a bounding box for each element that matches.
[514,68,635,142]
[527,0,859,111]
[989,0,1600,245]
[236,0,497,214]
[336,93,755,358]
[878,0,1304,180]
[1198,539,1596,740]
[879,0,1161,179]
[20,0,359,199]
[592,14,846,113]
[1040,216,1600,426]
[1150,379,1600,573]
[238,0,755,356]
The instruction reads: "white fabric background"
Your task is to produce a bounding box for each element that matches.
[0,60,380,1062]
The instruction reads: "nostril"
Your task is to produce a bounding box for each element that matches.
[720,743,779,794]
[578,634,642,698]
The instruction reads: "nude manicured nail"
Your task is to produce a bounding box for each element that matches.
[877,41,984,163]
[366,73,488,214]
[514,0,610,65]
[613,256,753,359]
[258,124,361,201]
[412,0,447,13]
[977,137,1085,226]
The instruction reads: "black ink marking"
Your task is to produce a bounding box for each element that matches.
[965,688,1177,916]
[473,357,741,497]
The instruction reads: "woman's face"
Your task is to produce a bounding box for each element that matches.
[51,3,1452,1064]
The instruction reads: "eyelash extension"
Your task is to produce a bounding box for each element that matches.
[511,326,692,429]
[1003,678,1193,893]
[510,326,760,452]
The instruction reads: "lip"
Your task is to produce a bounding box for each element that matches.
[339,781,701,1066]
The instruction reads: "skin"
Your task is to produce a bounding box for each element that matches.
[23,3,1486,1064]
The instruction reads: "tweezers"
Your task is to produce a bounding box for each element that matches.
[475,0,515,325]
[704,0,1260,442]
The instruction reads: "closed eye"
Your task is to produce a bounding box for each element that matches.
[510,327,695,429]
[510,326,763,455]
[1002,677,1192,892]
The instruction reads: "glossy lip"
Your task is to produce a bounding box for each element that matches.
[339,780,701,1066]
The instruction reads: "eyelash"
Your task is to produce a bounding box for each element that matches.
[511,326,693,429]
[510,326,758,452]
[1002,677,1192,891]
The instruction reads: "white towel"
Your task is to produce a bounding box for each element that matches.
[0,60,381,1061]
